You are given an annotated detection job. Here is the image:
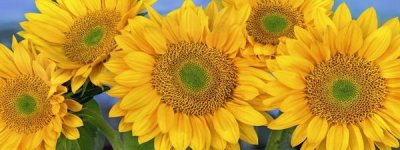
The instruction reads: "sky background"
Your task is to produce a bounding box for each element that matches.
[0,0,398,149]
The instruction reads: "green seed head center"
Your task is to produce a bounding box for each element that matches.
[262,14,289,33]
[16,94,37,115]
[83,28,105,46]
[331,80,358,102]
[179,63,209,92]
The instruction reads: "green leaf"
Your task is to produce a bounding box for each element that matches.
[123,132,154,150]
[64,79,110,104]
[56,100,106,150]
[56,135,81,150]
[265,128,295,150]
[78,100,123,150]
[77,122,105,150]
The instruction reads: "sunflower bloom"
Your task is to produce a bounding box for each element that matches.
[267,3,400,150]
[221,0,333,69]
[0,38,83,150]
[19,0,156,92]
[102,1,273,149]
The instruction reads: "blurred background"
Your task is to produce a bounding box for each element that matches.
[0,0,398,150]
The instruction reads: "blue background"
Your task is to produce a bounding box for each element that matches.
[0,0,398,149]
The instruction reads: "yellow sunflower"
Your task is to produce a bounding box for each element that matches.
[0,38,83,150]
[221,0,333,70]
[19,0,156,92]
[102,1,273,149]
[267,3,400,150]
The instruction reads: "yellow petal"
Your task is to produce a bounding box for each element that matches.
[239,123,258,145]
[359,27,392,61]
[131,112,157,136]
[268,108,312,130]
[276,56,314,75]
[105,0,117,10]
[71,75,86,93]
[62,125,80,140]
[32,61,48,82]
[62,114,83,127]
[82,0,100,11]
[118,119,132,132]
[382,17,400,35]
[114,70,151,87]
[376,36,400,64]
[348,124,364,150]
[138,127,161,144]
[169,114,192,150]
[65,99,82,112]
[207,117,227,150]
[306,116,328,144]
[332,3,352,30]
[109,101,125,118]
[294,26,315,45]
[226,143,240,150]
[226,101,267,126]
[382,130,399,147]
[237,74,268,93]
[89,64,105,86]
[157,103,175,133]
[62,0,87,17]
[212,108,240,143]
[119,83,153,109]
[21,21,65,44]
[154,134,172,150]
[35,0,73,24]
[357,7,378,37]
[280,92,306,112]
[314,8,337,34]
[13,45,33,75]
[360,119,384,142]
[233,85,259,101]
[326,125,349,150]
[238,67,275,81]
[107,85,131,98]
[145,4,162,25]
[52,69,74,84]
[273,71,305,90]
[291,123,307,147]
[143,26,167,54]
[286,39,313,62]
[124,51,155,73]
[335,21,364,55]
[190,116,210,150]
[31,131,44,148]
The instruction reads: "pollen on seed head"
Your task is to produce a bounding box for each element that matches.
[63,10,120,64]
[305,54,387,125]
[247,1,304,45]
[0,75,53,134]
[152,42,238,116]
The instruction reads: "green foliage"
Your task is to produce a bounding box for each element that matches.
[266,128,296,150]
[64,80,110,104]
[56,136,81,150]
[56,100,106,150]
[123,132,155,150]
[77,123,105,150]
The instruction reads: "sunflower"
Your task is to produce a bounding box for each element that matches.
[102,1,273,149]
[19,0,156,92]
[0,38,83,149]
[267,3,400,150]
[221,0,333,70]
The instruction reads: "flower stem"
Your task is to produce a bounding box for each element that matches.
[266,130,283,150]
[79,105,123,150]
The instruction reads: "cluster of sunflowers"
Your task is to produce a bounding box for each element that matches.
[0,0,399,149]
